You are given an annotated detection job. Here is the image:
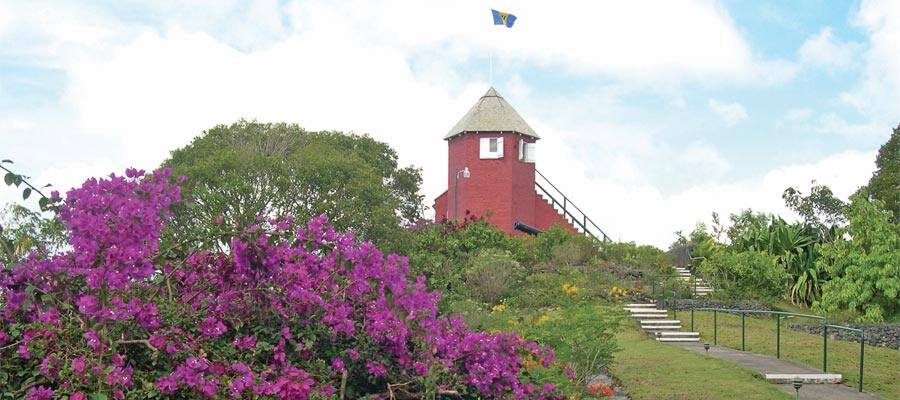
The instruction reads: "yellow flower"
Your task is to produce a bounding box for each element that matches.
[491,304,506,313]
[562,283,580,296]
[535,314,551,326]
[506,319,519,327]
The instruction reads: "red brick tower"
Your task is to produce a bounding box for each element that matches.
[433,87,579,235]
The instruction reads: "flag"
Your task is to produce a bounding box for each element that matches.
[491,9,516,28]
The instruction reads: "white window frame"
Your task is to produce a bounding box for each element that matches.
[519,139,536,163]
[480,137,504,159]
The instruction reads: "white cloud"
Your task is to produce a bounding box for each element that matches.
[0,118,33,131]
[784,107,813,123]
[536,145,875,247]
[708,99,748,126]
[799,27,861,72]
[839,1,900,137]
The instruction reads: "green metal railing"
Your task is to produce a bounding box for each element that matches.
[687,307,866,392]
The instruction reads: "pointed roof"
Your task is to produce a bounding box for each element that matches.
[445,87,539,140]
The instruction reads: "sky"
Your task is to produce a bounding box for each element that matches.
[1,0,898,248]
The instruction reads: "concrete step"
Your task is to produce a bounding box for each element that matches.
[625,303,656,308]
[764,374,843,384]
[641,325,682,331]
[657,337,701,342]
[627,308,667,313]
[658,331,699,338]
[633,314,670,320]
[640,319,681,325]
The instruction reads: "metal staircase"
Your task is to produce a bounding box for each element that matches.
[535,169,610,242]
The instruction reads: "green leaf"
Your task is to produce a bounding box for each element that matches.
[38,197,49,210]
[22,188,31,200]
[1,159,11,163]
[3,173,13,186]
[42,183,51,188]
[89,393,109,400]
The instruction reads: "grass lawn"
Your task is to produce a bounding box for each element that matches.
[679,310,900,399]
[611,323,792,400]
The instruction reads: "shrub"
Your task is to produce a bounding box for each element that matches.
[816,195,900,323]
[551,240,591,267]
[464,249,525,304]
[699,249,789,301]
[0,169,565,399]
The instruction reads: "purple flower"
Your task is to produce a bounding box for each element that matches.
[200,316,226,338]
[25,386,53,400]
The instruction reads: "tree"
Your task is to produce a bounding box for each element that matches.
[162,120,423,249]
[816,194,900,323]
[865,124,899,222]
[782,181,847,239]
[0,204,66,265]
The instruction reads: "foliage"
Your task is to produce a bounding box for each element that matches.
[816,194,900,323]
[598,241,669,272]
[725,209,772,244]
[699,249,789,301]
[464,249,525,304]
[0,204,66,265]
[782,182,847,239]
[0,160,57,212]
[162,120,424,250]
[510,304,621,391]
[864,124,899,223]
[0,168,566,399]
[550,240,591,267]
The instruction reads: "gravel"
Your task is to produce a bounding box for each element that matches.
[787,323,900,350]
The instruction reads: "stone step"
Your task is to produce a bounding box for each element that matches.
[657,331,699,338]
[640,319,681,325]
[657,337,701,342]
[764,374,843,384]
[641,325,682,331]
[633,314,670,320]
[625,303,657,308]
[627,308,667,313]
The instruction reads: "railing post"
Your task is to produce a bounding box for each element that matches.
[691,308,694,332]
[741,312,746,351]
[713,310,717,346]
[859,331,864,392]
[776,315,781,359]
[562,197,567,213]
[823,324,828,372]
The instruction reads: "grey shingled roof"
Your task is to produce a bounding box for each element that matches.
[445,87,540,140]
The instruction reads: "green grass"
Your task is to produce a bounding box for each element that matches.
[611,323,791,400]
[677,310,900,399]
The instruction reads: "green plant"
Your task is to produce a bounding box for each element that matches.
[464,249,525,304]
[699,249,788,301]
[816,194,900,323]
[551,240,591,267]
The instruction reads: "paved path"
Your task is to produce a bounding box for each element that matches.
[674,341,881,400]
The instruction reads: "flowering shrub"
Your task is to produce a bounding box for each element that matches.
[0,169,565,399]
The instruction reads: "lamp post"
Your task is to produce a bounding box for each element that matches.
[793,378,803,399]
[453,167,470,221]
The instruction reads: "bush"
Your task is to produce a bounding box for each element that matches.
[816,195,900,323]
[0,169,566,399]
[699,250,789,301]
[551,240,591,267]
[464,249,525,304]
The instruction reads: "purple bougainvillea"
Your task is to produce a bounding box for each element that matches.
[0,168,564,399]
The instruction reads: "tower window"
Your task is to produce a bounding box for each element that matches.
[480,137,504,159]
[519,140,536,163]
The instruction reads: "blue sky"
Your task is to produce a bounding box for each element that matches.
[1,0,897,246]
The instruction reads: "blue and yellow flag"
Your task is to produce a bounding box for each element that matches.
[491,9,516,28]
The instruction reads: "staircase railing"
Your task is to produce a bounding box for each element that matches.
[535,169,610,242]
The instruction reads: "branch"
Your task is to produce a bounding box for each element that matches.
[116,339,159,353]
[0,164,50,199]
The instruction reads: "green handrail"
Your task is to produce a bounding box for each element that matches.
[689,307,865,392]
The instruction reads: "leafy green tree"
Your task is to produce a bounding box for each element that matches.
[816,194,900,323]
[162,120,423,248]
[726,209,772,244]
[782,181,847,238]
[864,124,899,222]
[0,204,66,265]
[699,249,788,301]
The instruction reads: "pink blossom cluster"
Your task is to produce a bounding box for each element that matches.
[0,168,564,399]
